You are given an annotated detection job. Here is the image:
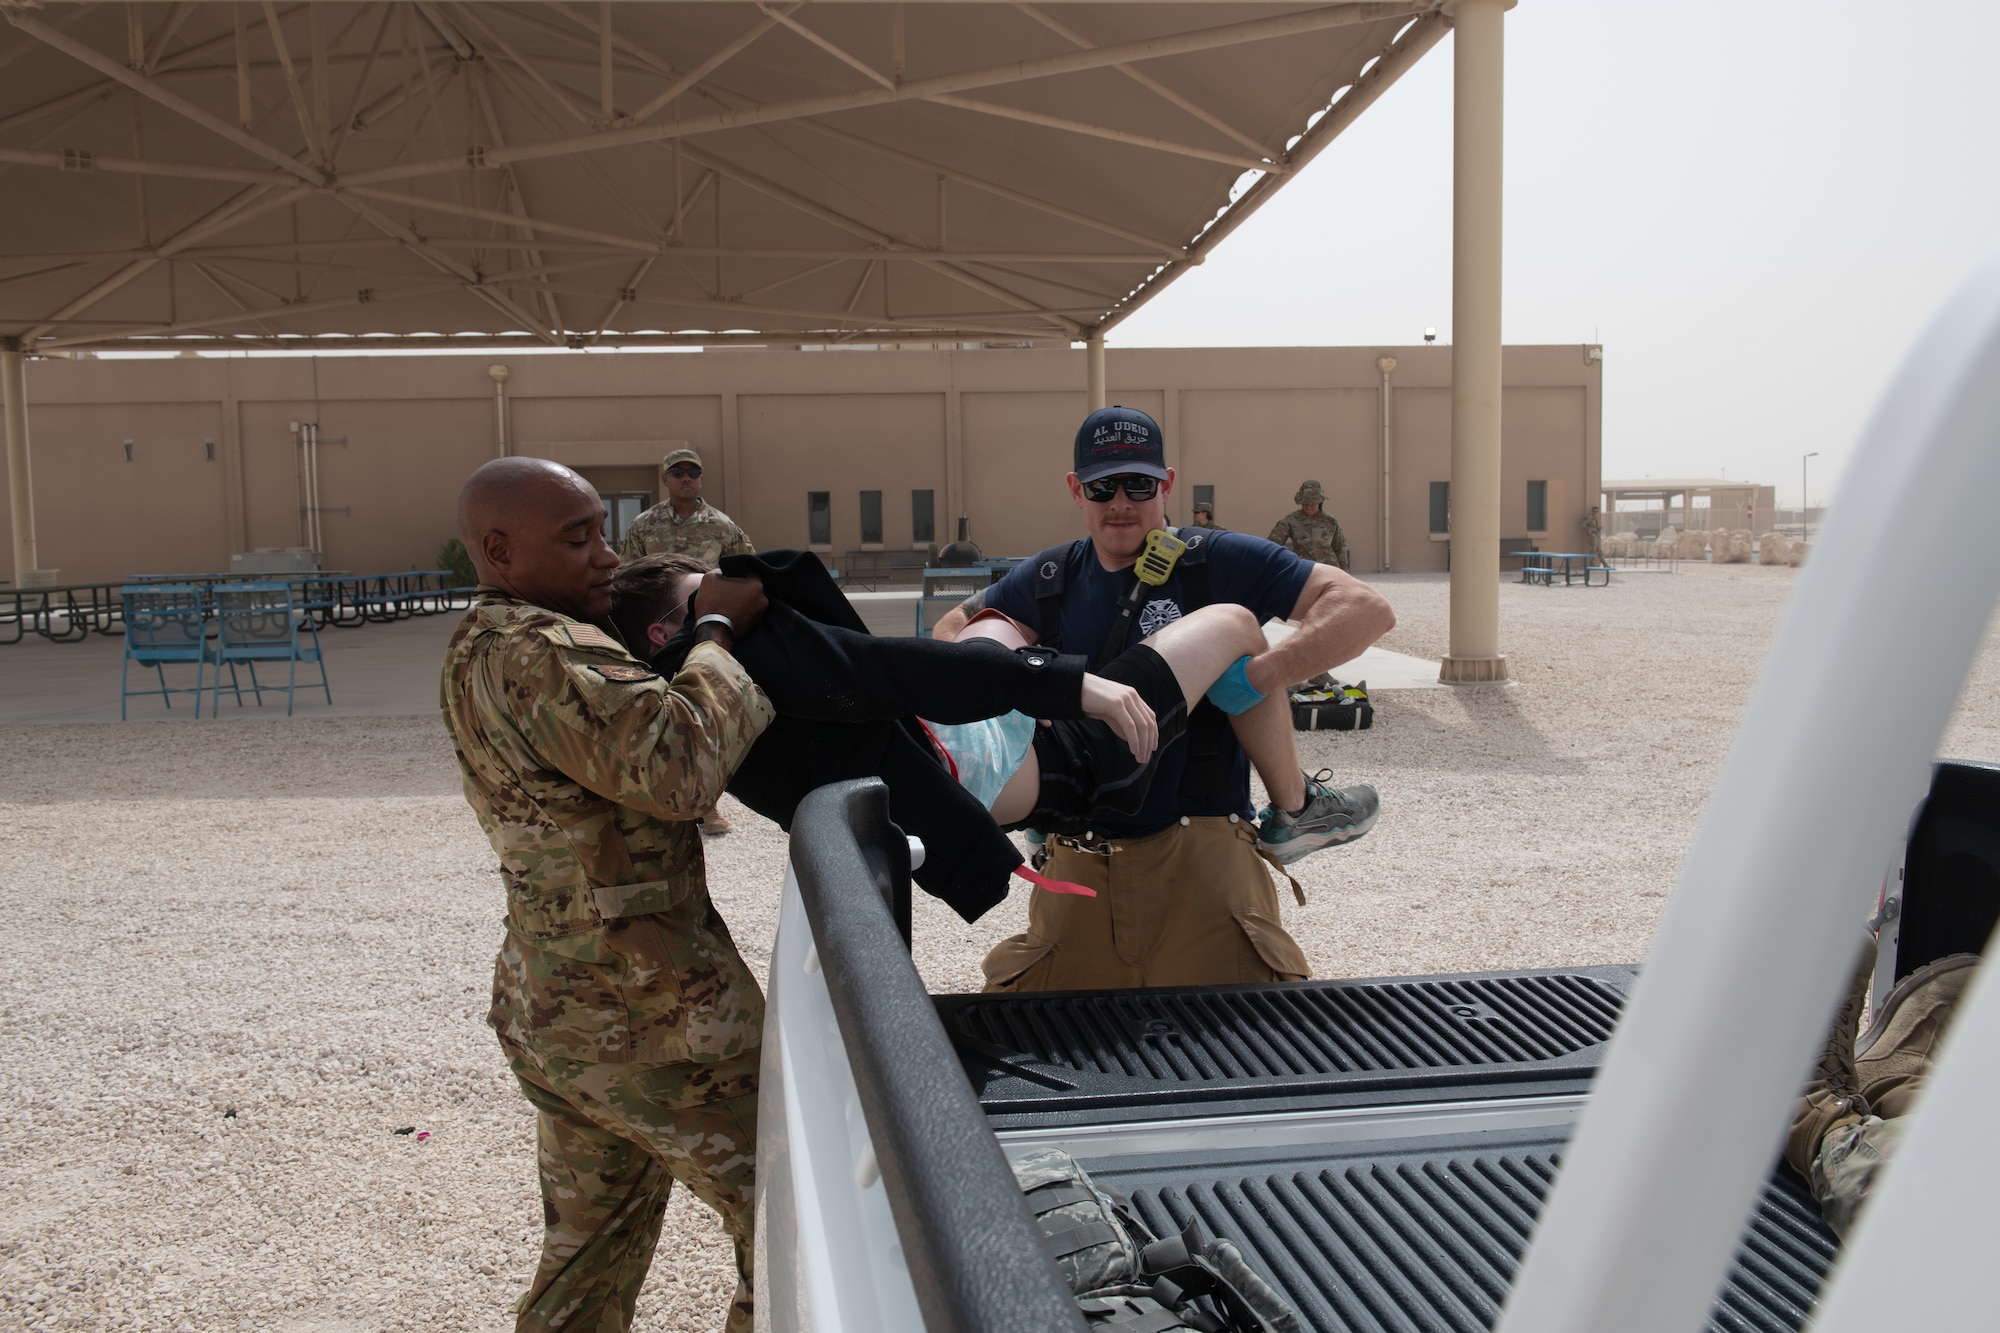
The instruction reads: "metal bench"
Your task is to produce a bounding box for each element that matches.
[842,549,932,590]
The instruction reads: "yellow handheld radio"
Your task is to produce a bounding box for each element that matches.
[1133,528,1187,587]
[1097,528,1188,667]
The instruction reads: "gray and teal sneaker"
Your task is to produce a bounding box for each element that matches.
[1257,770,1379,864]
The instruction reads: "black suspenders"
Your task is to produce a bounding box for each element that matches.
[1026,528,1234,808]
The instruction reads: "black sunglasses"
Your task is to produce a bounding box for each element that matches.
[666,465,703,479]
[1080,473,1161,503]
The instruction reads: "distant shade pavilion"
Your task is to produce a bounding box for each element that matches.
[1602,478,1776,534]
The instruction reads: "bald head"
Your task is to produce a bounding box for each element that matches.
[458,457,619,621]
[459,457,593,545]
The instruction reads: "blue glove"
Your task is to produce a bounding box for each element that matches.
[1204,655,1265,715]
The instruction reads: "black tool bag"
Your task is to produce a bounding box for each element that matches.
[1011,1146,1305,1333]
[1289,677,1373,732]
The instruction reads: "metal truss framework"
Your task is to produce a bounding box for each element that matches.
[0,0,1447,351]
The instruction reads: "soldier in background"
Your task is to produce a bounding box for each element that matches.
[620,447,755,567]
[1268,480,1350,570]
[1191,500,1227,532]
[443,457,774,1333]
[1582,505,1605,562]
[620,446,754,836]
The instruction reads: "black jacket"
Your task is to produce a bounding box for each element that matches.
[650,549,1083,921]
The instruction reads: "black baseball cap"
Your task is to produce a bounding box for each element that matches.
[1073,405,1167,484]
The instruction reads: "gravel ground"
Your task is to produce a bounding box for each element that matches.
[3,565,1996,1332]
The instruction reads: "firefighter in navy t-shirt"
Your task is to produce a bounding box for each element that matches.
[929,406,1396,992]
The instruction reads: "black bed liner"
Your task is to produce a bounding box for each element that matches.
[1081,1133,1834,1333]
[937,969,1840,1333]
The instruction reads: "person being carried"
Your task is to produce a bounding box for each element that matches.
[612,548,1147,921]
[928,405,1396,993]
[610,554,1365,876]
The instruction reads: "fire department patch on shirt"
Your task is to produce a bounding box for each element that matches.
[588,663,657,682]
[1138,598,1183,637]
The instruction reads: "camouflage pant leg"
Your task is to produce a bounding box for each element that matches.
[1809,1114,1907,1238]
[505,1043,761,1333]
[567,1053,760,1333]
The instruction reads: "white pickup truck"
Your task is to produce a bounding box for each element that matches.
[750,252,2000,1333]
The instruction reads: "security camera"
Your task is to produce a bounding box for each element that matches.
[1423,327,1436,344]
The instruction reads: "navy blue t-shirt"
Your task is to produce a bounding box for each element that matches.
[987,530,1313,836]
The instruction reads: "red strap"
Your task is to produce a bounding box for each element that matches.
[1014,864,1097,897]
[916,719,959,782]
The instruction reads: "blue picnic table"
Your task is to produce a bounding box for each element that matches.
[1519,551,1614,587]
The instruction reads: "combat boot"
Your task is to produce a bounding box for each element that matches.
[1783,936,1876,1178]
[1854,952,1979,1119]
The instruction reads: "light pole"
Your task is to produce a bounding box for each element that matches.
[1801,451,1819,541]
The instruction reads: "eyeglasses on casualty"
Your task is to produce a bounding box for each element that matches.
[1080,474,1161,503]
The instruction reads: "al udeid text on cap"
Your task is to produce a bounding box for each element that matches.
[1073,405,1167,483]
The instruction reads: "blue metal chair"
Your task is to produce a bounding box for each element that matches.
[206,581,331,717]
[119,583,210,718]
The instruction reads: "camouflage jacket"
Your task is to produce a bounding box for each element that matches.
[1268,508,1350,569]
[619,499,755,567]
[441,590,775,1066]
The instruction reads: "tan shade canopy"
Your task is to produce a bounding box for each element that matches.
[0,0,1444,351]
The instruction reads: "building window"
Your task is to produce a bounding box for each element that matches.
[1192,484,1215,520]
[1527,479,1548,534]
[859,490,884,546]
[807,491,831,547]
[607,494,648,546]
[911,489,935,545]
[1429,481,1450,535]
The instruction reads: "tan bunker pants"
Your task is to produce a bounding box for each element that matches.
[981,816,1311,992]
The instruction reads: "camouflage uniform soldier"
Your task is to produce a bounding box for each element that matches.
[443,457,775,1333]
[1582,506,1604,561]
[1268,480,1350,570]
[620,448,755,567]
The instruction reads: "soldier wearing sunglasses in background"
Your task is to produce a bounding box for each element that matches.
[620,448,756,569]
[622,448,757,835]
[930,406,1396,993]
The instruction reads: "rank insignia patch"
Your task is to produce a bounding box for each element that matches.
[589,663,657,682]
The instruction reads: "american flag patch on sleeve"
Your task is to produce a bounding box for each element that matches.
[562,623,624,653]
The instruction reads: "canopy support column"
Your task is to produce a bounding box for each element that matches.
[1086,332,1105,411]
[1440,0,1508,684]
[1378,355,1397,570]
[3,345,39,584]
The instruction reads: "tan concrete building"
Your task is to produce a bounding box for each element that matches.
[0,341,1600,587]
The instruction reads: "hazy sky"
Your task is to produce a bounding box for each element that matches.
[1116,0,2000,506]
